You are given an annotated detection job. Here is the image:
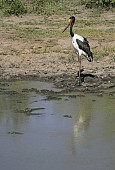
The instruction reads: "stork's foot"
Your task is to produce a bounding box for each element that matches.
[74,80,82,87]
[76,68,84,85]
[77,68,84,77]
[78,80,81,86]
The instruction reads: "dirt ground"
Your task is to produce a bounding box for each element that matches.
[0,10,115,91]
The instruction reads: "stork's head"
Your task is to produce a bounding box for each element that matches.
[69,16,75,25]
[62,16,75,32]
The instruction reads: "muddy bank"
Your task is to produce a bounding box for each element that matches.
[0,71,115,92]
[0,64,115,91]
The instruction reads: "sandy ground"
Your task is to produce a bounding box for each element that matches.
[0,11,115,90]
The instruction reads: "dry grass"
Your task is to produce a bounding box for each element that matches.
[0,5,115,79]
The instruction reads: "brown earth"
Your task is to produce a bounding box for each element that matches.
[0,10,115,91]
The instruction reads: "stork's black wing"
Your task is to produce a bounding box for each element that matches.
[76,38,91,56]
[84,37,91,50]
[76,38,93,62]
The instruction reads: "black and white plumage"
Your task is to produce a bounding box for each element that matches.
[62,16,93,85]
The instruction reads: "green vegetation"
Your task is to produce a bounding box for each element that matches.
[0,0,27,16]
[0,0,114,16]
[0,0,73,16]
[85,0,115,8]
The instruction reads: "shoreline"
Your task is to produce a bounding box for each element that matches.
[0,67,115,92]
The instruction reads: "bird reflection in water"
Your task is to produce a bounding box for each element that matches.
[73,96,92,138]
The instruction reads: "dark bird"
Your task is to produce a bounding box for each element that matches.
[62,16,93,85]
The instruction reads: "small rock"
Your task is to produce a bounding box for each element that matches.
[63,115,72,118]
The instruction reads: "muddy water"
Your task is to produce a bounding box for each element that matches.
[0,81,115,170]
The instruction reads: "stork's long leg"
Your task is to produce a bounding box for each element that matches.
[78,54,81,86]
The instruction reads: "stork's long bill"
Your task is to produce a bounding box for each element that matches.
[62,19,73,32]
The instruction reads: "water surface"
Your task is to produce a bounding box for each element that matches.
[0,81,115,170]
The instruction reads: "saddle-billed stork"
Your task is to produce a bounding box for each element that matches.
[62,16,93,85]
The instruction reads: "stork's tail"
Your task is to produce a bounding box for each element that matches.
[87,51,93,62]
